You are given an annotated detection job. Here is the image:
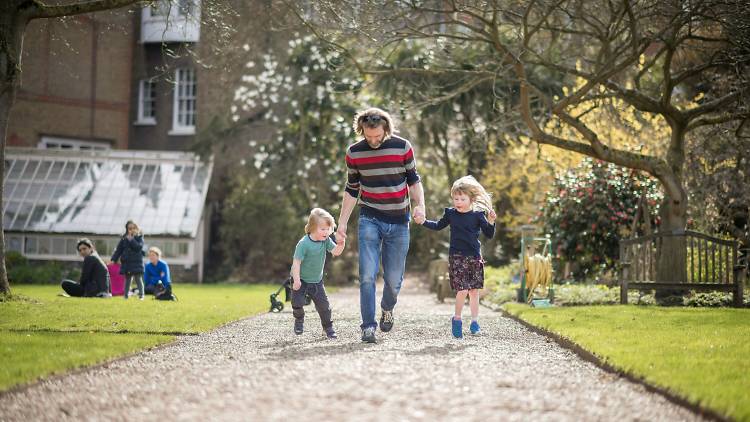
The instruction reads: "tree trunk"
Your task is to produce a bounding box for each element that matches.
[655,192,688,285]
[0,7,28,295]
[655,125,689,297]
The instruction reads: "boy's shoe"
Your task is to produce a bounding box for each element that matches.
[451,317,463,339]
[361,327,377,343]
[470,320,481,335]
[379,310,394,332]
[325,327,337,339]
[294,320,304,335]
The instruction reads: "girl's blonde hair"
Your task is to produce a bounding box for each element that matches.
[148,246,162,258]
[305,208,336,234]
[352,107,396,139]
[451,175,494,214]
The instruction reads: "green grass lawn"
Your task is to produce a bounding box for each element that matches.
[0,283,275,391]
[504,304,750,421]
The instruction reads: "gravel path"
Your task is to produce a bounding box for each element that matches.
[1,280,703,422]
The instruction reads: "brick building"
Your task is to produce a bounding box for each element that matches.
[4,0,212,282]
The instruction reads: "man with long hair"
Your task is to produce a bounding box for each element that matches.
[336,107,426,343]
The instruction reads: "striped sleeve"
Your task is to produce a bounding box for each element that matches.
[344,145,361,198]
[403,140,420,186]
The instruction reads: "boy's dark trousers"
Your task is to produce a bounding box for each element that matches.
[291,280,333,329]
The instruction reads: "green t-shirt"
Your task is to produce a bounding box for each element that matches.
[293,235,336,283]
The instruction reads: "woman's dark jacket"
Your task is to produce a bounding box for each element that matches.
[81,253,110,297]
[111,235,145,274]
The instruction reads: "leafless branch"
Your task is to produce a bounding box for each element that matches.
[29,0,141,19]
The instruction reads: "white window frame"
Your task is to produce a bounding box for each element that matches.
[169,68,196,136]
[38,136,110,150]
[176,0,195,17]
[148,0,169,18]
[146,0,194,19]
[135,79,157,125]
[140,0,200,44]
[17,234,194,264]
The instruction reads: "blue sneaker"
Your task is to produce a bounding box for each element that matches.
[470,320,481,335]
[451,317,463,338]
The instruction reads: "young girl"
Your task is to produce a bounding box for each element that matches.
[291,208,346,339]
[111,220,145,300]
[419,176,496,338]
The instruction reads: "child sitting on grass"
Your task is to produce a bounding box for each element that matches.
[290,208,345,339]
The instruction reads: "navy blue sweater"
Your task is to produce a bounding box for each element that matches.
[111,235,145,274]
[422,208,495,257]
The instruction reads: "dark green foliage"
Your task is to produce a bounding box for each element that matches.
[684,291,750,307]
[539,158,662,279]
[219,177,301,281]
[5,251,78,284]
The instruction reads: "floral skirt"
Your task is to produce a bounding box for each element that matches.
[448,254,484,291]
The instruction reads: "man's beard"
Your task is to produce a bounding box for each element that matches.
[367,138,384,148]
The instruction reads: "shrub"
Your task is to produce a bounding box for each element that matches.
[482,263,521,305]
[538,158,662,279]
[684,291,750,307]
[5,252,78,285]
[554,283,655,306]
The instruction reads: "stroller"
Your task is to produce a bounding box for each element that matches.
[269,277,311,312]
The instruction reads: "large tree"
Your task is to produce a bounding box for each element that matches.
[0,0,145,295]
[294,0,750,282]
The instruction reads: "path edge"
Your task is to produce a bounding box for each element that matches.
[0,309,272,399]
[489,304,731,422]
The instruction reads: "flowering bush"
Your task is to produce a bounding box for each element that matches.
[231,36,364,209]
[538,158,662,280]
[220,37,366,280]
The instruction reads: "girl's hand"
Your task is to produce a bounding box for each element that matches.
[488,210,497,224]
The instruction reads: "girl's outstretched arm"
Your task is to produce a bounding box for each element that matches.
[422,208,450,231]
[479,212,496,239]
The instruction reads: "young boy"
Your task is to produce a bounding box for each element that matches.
[291,208,345,339]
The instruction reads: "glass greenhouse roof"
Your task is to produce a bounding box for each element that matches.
[3,148,213,237]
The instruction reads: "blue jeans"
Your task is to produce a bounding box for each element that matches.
[358,215,410,329]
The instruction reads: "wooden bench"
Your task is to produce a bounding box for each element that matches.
[619,230,746,307]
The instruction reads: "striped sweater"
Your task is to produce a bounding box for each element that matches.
[345,135,421,224]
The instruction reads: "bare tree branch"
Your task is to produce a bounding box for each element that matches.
[687,111,750,131]
[29,0,141,20]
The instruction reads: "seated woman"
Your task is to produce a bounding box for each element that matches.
[143,246,171,295]
[61,238,111,297]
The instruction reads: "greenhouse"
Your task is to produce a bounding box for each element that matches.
[2,147,213,281]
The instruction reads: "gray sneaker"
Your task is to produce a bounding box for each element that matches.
[379,310,394,332]
[361,327,377,343]
[294,319,304,335]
